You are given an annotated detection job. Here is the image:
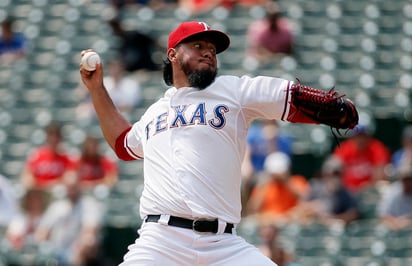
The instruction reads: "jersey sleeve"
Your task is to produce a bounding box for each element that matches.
[114,120,145,161]
[126,121,144,159]
[236,75,293,122]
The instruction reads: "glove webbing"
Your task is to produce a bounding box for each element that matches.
[291,80,344,109]
[291,79,347,147]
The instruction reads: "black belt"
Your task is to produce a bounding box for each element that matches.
[145,215,234,234]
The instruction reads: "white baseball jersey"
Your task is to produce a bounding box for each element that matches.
[123,75,292,224]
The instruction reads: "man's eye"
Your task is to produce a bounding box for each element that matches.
[194,44,201,49]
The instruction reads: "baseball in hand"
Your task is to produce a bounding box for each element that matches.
[81,51,101,71]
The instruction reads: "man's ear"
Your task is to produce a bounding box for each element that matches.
[167,48,177,62]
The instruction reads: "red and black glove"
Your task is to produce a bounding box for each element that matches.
[286,79,359,130]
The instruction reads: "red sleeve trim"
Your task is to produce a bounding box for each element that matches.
[114,127,137,161]
[281,80,291,121]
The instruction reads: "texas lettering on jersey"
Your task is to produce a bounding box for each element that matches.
[144,103,229,140]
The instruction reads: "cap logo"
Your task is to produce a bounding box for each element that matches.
[198,21,210,31]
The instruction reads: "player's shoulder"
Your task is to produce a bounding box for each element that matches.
[214,75,256,86]
[211,75,249,94]
[216,74,285,88]
[216,75,246,82]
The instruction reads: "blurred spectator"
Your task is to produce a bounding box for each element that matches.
[107,0,151,10]
[257,222,299,266]
[74,135,118,190]
[34,174,104,266]
[242,119,293,179]
[244,152,309,225]
[178,0,224,14]
[392,125,412,171]
[107,17,160,73]
[301,156,360,225]
[20,121,75,190]
[106,0,179,11]
[378,163,412,231]
[0,17,27,65]
[235,0,269,6]
[0,174,18,229]
[333,124,391,194]
[150,0,179,10]
[75,81,96,124]
[178,0,268,14]
[6,188,50,251]
[245,2,294,66]
[76,59,142,122]
[241,119,292,208]
[104,59,142,115]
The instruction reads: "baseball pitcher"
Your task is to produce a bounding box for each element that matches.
[80,21,358,266]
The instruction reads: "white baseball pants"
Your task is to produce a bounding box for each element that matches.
[119,221,277,266]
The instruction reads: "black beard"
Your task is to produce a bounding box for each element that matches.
[187,69,217,90]
[180,60,217,90]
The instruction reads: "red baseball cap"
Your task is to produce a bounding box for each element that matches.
[168,21,230,54]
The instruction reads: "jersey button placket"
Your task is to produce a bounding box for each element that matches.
[170,129,188,201]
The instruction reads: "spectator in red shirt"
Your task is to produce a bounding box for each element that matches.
[20,122,74,190]
[333,124,391,193]
[74,135,118,190]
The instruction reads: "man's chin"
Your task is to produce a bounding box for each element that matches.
[188,69,217,90]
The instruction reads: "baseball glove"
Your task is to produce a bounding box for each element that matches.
[287,79,359,130]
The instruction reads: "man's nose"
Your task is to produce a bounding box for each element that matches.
[201,47,215,59]
[202,50,212,58]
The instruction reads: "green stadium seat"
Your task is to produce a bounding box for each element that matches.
[386,257,412,266]
[346,218,385,236]
[338,256,386,266]
[295,235,342,257]
[340,234,386,258]
[297,255,340,266]
[384,229,412,258]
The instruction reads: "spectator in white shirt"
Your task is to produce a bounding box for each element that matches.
[0,174,18,228]
[34,174,104,266]
[76,59,142,122]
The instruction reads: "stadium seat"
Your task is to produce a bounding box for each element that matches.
[346,218,385,236]
[338,256,386,266]
[340,234,386,258]
[296,255,341,266]
[386,257,412,266]
[294,235,342,257]
[384,229,412,258]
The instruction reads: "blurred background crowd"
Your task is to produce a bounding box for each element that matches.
[1,0,412,265]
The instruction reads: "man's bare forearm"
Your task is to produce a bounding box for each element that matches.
[79,50,131,150]
[88,85,131,150]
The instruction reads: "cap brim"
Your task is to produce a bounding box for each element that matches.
[180,30,230,54]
